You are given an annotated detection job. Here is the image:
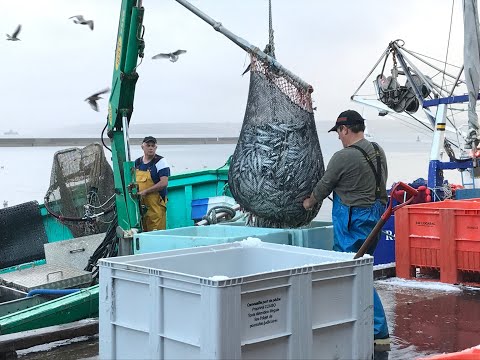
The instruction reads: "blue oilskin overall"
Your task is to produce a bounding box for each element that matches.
[332,194,389,339]
[331,141,389,340]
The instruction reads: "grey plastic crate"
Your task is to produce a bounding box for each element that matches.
[219,220,334,251]
[99,241,373,360]
[133,225,292,254]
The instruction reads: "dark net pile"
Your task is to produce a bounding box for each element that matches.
[228,55,324,228]
[44,143,115,237]
[0,201,48,268]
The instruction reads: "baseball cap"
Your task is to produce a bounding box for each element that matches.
[328,110,365,132]
[142,136,157,144]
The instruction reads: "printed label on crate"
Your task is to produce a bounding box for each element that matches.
[246,296,282,329]
[415,221,436,227]
[241,288,287,342]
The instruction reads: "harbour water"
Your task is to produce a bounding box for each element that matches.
[0,119,465,221]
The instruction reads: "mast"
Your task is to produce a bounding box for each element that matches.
[463,0,480,151]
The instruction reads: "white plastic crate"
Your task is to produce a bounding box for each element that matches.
[99,241,373,360]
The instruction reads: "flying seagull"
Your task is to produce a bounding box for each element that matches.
[69,15,94,31]
[85,88,110,112]
[152,49,187,63]
[6,24,21,41]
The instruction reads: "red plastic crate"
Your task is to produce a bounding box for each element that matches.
[396,200,480,284]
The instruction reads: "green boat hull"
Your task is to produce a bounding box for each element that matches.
[0,286,99,335]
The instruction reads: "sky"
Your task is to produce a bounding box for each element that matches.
[0,0,467,136]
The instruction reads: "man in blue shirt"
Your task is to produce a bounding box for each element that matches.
[135,136,171,231]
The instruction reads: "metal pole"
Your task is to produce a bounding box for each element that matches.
[429,104,448,161]
[122,115,131,162]
[351,46,390,98]
[392,44,436,126]
[448,66,464,97]
[400,47,464,83]
[174,0,313,92]
[396,47,439,97]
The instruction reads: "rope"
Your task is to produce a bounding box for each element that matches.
[268,0,275,58]
[380,50,390,77]
[440,0,455,92]
[392,48,398,74]
[404,48,462,69]
[201,206,236,225]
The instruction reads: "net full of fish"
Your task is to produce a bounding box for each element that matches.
[229,55,324,228]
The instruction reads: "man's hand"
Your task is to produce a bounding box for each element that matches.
[303,195,317,211]
[138,189,148,196]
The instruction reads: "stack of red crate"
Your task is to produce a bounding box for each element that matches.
[395,199,480,284]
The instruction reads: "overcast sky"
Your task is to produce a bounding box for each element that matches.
[0,0,466,136]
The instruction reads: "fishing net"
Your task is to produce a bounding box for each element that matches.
[0,201,48,269]
[44,143,116,238]
[228,55,324,228]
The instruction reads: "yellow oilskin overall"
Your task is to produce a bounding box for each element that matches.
[136,169,167,231]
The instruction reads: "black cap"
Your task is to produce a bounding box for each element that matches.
[142,136,157,144]
[328,110,365,132]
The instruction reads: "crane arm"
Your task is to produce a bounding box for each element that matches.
[108,0,145,255]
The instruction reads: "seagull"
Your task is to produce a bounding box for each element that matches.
[69,15,94,31]
[85,88,110,112]
[6,24,21,41]
[152,49,187,63]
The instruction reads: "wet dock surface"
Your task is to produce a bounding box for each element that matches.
[13,279,480,360]
[376,278,480,359]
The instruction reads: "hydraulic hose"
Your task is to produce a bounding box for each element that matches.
[43,194,115,222]
[26,289,81,297]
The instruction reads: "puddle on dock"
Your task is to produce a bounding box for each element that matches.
[376,279,480,359]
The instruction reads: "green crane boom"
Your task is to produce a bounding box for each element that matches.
[107,0,145,255]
